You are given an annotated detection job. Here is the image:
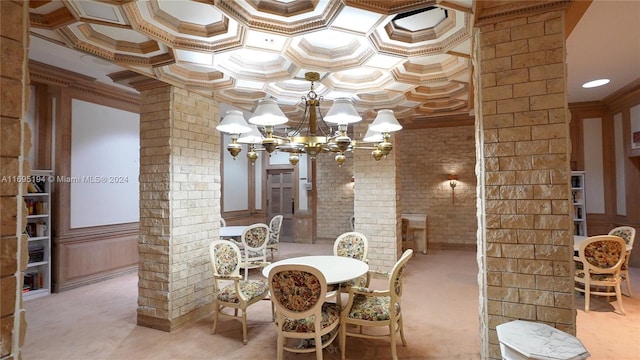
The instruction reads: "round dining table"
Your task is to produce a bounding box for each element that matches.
[219,225,248,238]
[262,255,369,285]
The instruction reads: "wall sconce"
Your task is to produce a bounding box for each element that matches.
[448,174,458,204]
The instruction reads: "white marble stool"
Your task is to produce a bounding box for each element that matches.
[496,320,590,360]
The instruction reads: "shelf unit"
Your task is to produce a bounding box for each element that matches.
[571,171,587,236]
[23,170,53,300]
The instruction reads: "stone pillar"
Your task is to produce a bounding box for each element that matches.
[1,0,30,357]
[474,9,574,359]
[137,85,220,331]
[353,131,401,270]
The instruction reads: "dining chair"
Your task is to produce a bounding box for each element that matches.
[333,232,369,289]
[268,264,341,360]
[267,215,283,260]
[574,235,626,315]
[340,249,414,360]
[239,223,271,280]
[209,239,270,344]
[608,226,636,297]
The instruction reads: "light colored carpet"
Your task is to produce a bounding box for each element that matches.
[23,243,640,359]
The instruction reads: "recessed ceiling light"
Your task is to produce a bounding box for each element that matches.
[582,78,610,88]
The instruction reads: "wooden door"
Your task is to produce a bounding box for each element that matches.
[267,169,294,242]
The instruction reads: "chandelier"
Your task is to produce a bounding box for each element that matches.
[216,72,402,166]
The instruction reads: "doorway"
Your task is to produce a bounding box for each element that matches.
[267,169,295,242]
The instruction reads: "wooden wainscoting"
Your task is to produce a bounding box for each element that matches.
[54,223,138,292]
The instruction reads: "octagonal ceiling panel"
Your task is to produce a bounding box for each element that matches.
[28,0,477,126]
[124,0,245,52]
[285,29,374,72]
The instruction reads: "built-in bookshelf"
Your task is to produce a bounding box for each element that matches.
[571,171,587,236]
[24,170,53,300]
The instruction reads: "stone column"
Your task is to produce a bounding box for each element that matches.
[137,85,220,331]
[474,8,575,359]
[0,0,30,357]
[353,131,401,270]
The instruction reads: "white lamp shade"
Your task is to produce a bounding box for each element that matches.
[362,127,384,142]
[237,125,263,144]
[248,98,289,126]
[216,110,252,134]
[369,109,402,132]
[324,98,362,124]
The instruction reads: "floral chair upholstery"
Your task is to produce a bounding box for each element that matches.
[608,226,636,296]
[333,232,369,290]
[209,240,269,344]
[240,223,271,280]
[574,235,626,315]
[267,215,283,260]
[268,264,341,360]
[340,249,413,360]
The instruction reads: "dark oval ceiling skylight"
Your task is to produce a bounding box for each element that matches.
[392,7,448,32]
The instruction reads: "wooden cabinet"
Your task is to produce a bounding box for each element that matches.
[401,214,428,254]
[24,170,53,299]
[571,171,587,236]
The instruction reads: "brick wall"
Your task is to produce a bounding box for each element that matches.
[137,86,219,331]
[397,126,477,248]
[0,0,29,357]
[354,129,401,270]
[316,152,354,241]
[475,11,575,359]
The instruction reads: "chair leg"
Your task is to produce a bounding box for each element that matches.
[624,274,633,297]
[315,333,323,360]
[340,321,347,359]
[389,324,398,360]
[398,316,407,346]
[211,306,219,334]
[584,285,590,312]
[242,309,248,344]
[277,333,284,360]
[615,284,626,315]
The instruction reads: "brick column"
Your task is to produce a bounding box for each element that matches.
[137,85,220,331]
[354,129,401,270]
[474,10,574,359]
[0,0,30,358]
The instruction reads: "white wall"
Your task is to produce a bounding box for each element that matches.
[70,99,139,228]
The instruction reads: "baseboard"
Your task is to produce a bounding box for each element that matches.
[137,303,213,332]
[427,242,477,251]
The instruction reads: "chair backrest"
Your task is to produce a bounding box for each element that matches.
[389,249,413,300]
[608,226,636,248]
[268,264,327,321]
[577,235,626,274]
[209,239,242,280]
[333,232,368,261]
[241,223,270,264]
[269,215,283,241]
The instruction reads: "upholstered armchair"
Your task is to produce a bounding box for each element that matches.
[267,215,283,260]
[209,239,269,344]
[268,264,341,360]
[608,226,636,296]
[574,235,626,315]
[340,249,413,360]
[239,223,271,280]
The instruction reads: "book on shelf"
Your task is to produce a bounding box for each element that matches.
[23,272,43,291]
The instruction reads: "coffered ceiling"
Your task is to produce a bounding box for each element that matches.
[28,0,474,125]
[27,1,640,127]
